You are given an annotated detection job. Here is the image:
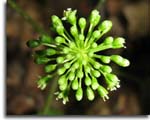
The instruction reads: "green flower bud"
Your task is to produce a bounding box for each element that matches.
[39,35,52,44]
[91,77,99,90]
[75,87,83,101]
[51,15,63,27]
[69,42,76,48]
[86,87,95,101]
[57,67,66,75]
[45,48,56,56]
[68,10,77,25]
[90,10,101,26]
[97,85,109,101]
[111,55,130,67]
[58,75,66,85]
[111,55,123,63]
[79,17,86,30]
[112,37,125,48]
[56,57,64,63]
[27,40,40,48]
[103,37,114,45]
[72,62,79,69]
[56,26,64,35]
[77,69,84,78]
[121,59,130,67]
[85,76,91,86]
[44,64,56,73]
[70,25,78,37]
[55,36,65,44]
[63,9,77,25]
[64,62,71,69]
[68,71,75,81]
[91,42,98,48]
[37,75,51,90]
[93,61,101,69]
[72,79,78,90]
[35,57,49,64]
[98,20,112,34]
[84,65,91,73]
[92,70,101,78]
[100,65,112,73]
[100,56,111,64]
[105,73,120,91]
[106,73,119,82]
[79,34,85,41]
[63,47,70,54]
[92,30,101,39]
[59,82,67,91]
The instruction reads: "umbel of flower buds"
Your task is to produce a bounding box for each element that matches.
[27,8,130,104]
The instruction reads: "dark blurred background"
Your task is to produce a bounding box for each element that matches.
[6,0,150,115]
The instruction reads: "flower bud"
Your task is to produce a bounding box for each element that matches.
[93,61,101,69]
[68,71,75,81]
[106,73,119,82]
[91,42,97,48]
[68,10,77,25]
[44,64,56,73]
[92,70,101,78]
[98,20,112,34]
[63,47,70,54]
[72,79,78,90]
[90,10,101,27]
[39,35,52,44]
[72,62,79,69]
[121,59,130,67]
[75,87,83,101]
[63,9,77,25]
[51,15,63,27]
[45,48,56,56]
[97,85,109,101]
[103,37,113,45]
[79,34,85,41]
[77,69,84,78]
[58,75,66,85]
[64,62,71,69]
[85,76,91,86]
[92,30,101,39]
[86,87,95,101]
[100,56,111,64]
[84,65,91,73]
[55,36,65,44]
[27,40,40,48]
[56,57,64,63]
[112,37,125,48]
[100,65,112,73]
[37,75,51,90]
[35,57,49,64]
[111,55,130,67]
[91,77,99,90]
[59,82,67,91]
[57,67,66,75]
[56,26,64,35]
[70,25,78,37]
[79,17,86,30]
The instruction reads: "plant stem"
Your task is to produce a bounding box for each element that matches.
[41,75,58,115]
[7,0,49,35]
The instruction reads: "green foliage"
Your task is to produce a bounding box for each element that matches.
[27,8,130,104]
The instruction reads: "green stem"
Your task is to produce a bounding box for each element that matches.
[41,75,58,115]
[7,0,49,35]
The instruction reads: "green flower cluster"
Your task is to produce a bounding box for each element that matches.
[27,8,130,104]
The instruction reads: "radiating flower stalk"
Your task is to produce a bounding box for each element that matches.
[27,8,130,104]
